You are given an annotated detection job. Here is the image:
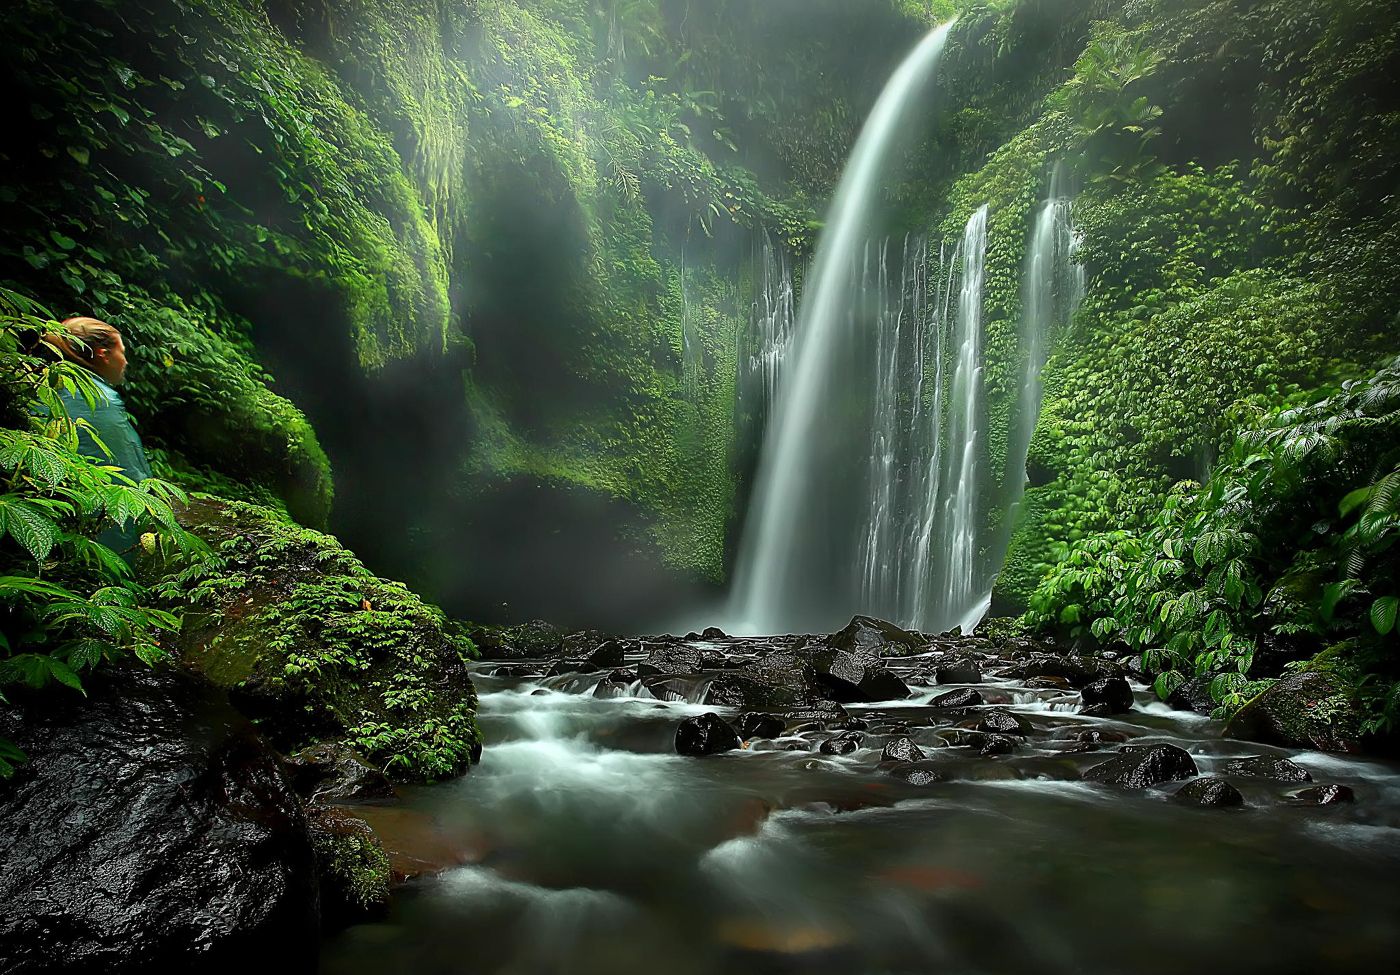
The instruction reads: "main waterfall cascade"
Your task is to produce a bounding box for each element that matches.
[728,20,958,635]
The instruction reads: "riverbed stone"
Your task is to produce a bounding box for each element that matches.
[1221,756,1313,783]
[1174,777,1245,807]
[1009,653,1124,689]
[0,665,319,974]
[1080,676,1133,714]
[1226,672,1363,753]
[307,805,391,930]
[886,760,947,785]
[1085,744,1199,788]
[639,642,706,677]
[801,645,911,702]
[931,687,983,708]
[881,737,926,763]
[979,734,1018,757]
[675,713,742,756]
[934,661,983,684]
[1167,674,1216,715]
[829,615,926,657]
[704,652,825,710]
[1288,784,1355,805]
[819,731,865,755]
[735,712,786,740]
[469,619,564,659]
[978,710,1030,736]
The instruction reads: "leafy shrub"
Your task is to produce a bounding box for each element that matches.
[0,288,203,775]
[1028,357,1400,730]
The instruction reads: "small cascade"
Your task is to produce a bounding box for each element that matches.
[997,166,1084,572]
[930,205,990,632]
[738,230,798,423]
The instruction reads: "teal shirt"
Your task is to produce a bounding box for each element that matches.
[54,373,153,553]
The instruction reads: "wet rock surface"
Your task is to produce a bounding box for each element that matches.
[1085,744,1199,788]
[1220,756,1313,782]
[1080,676,1133,714]
[1226,671,1363,753]
[286,741,397,804]
[676,712,742,756]
[0,666,318,974]
[1174,777,1245,807]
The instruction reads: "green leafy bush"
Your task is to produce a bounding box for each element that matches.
[1028,357,1400,730]
[0,288,203,775]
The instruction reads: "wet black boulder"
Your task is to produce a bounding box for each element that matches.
[1221,756,1312,783]
[931,687,984,708]
[801,645,910,703]
[978,710,1029,737]
[1174,777,1245,807]
[675,712,742,756]
[881,737,926,763]
[886,760,947,785]
[0,666,318,974]
[1288,784,1355,805]
[1080,676,1133,715]
[934,661,983,685]
[1085,744,1199,788]
[819,731,866,755]
[735,712,786,740]
[829,615,925,657]
[979,735,1018,757]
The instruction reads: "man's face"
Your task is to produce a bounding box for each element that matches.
[94,332,128,385]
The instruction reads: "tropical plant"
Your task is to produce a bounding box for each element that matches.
[0,288,204,775]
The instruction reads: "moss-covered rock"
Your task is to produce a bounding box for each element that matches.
[306,805,392,929]
[158,497,481,782]
[1225,672,1364,754]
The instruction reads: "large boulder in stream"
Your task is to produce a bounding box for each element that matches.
[1008,653,1124,689]
[675,713,742,756]
[829,615,926,657]
[703,652,826,710]
[1080,676,1133,714]
[469,619,564,659]
[1225,672,1363,753]
[0,665,319,974]
[1085,744,1199,788]
[1173,777,1245,808]
[800,645,910,703]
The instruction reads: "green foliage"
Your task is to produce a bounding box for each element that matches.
[1028,358,1400,730]
[1055,22,1164,185]
[159,497,480,780]
[0,288,204,775]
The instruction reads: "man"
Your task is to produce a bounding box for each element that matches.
[50,317,153,552]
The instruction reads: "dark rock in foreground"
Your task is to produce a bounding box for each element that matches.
[1288,784,1355,805]
[885,760,947,785]
[1221,756,1312,783]
[934,661,983,685]
[1009,653,1123,689]
[1174,777,1245,807]
[819,731,865,755]
[734,712,786,740]
[0,666,318,974]
[880,737,926,763]
[1167,674,1216,715]
[1226,672,1362,753]
[930,687,983,708]
[1081,676,1133,714]
[977,710,1029,737]
[675,713,741,756]
[1085,744,1198,788]
[802,645,910,703]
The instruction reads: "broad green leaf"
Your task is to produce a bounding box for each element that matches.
[1372,596,1399,636]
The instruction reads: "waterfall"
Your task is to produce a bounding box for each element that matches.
[997,166,1084,577]
[738,231,797,422]
[930,205,990,633]
[728,20,956,635]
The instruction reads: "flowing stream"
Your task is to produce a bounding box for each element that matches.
[322,645,1400,975]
